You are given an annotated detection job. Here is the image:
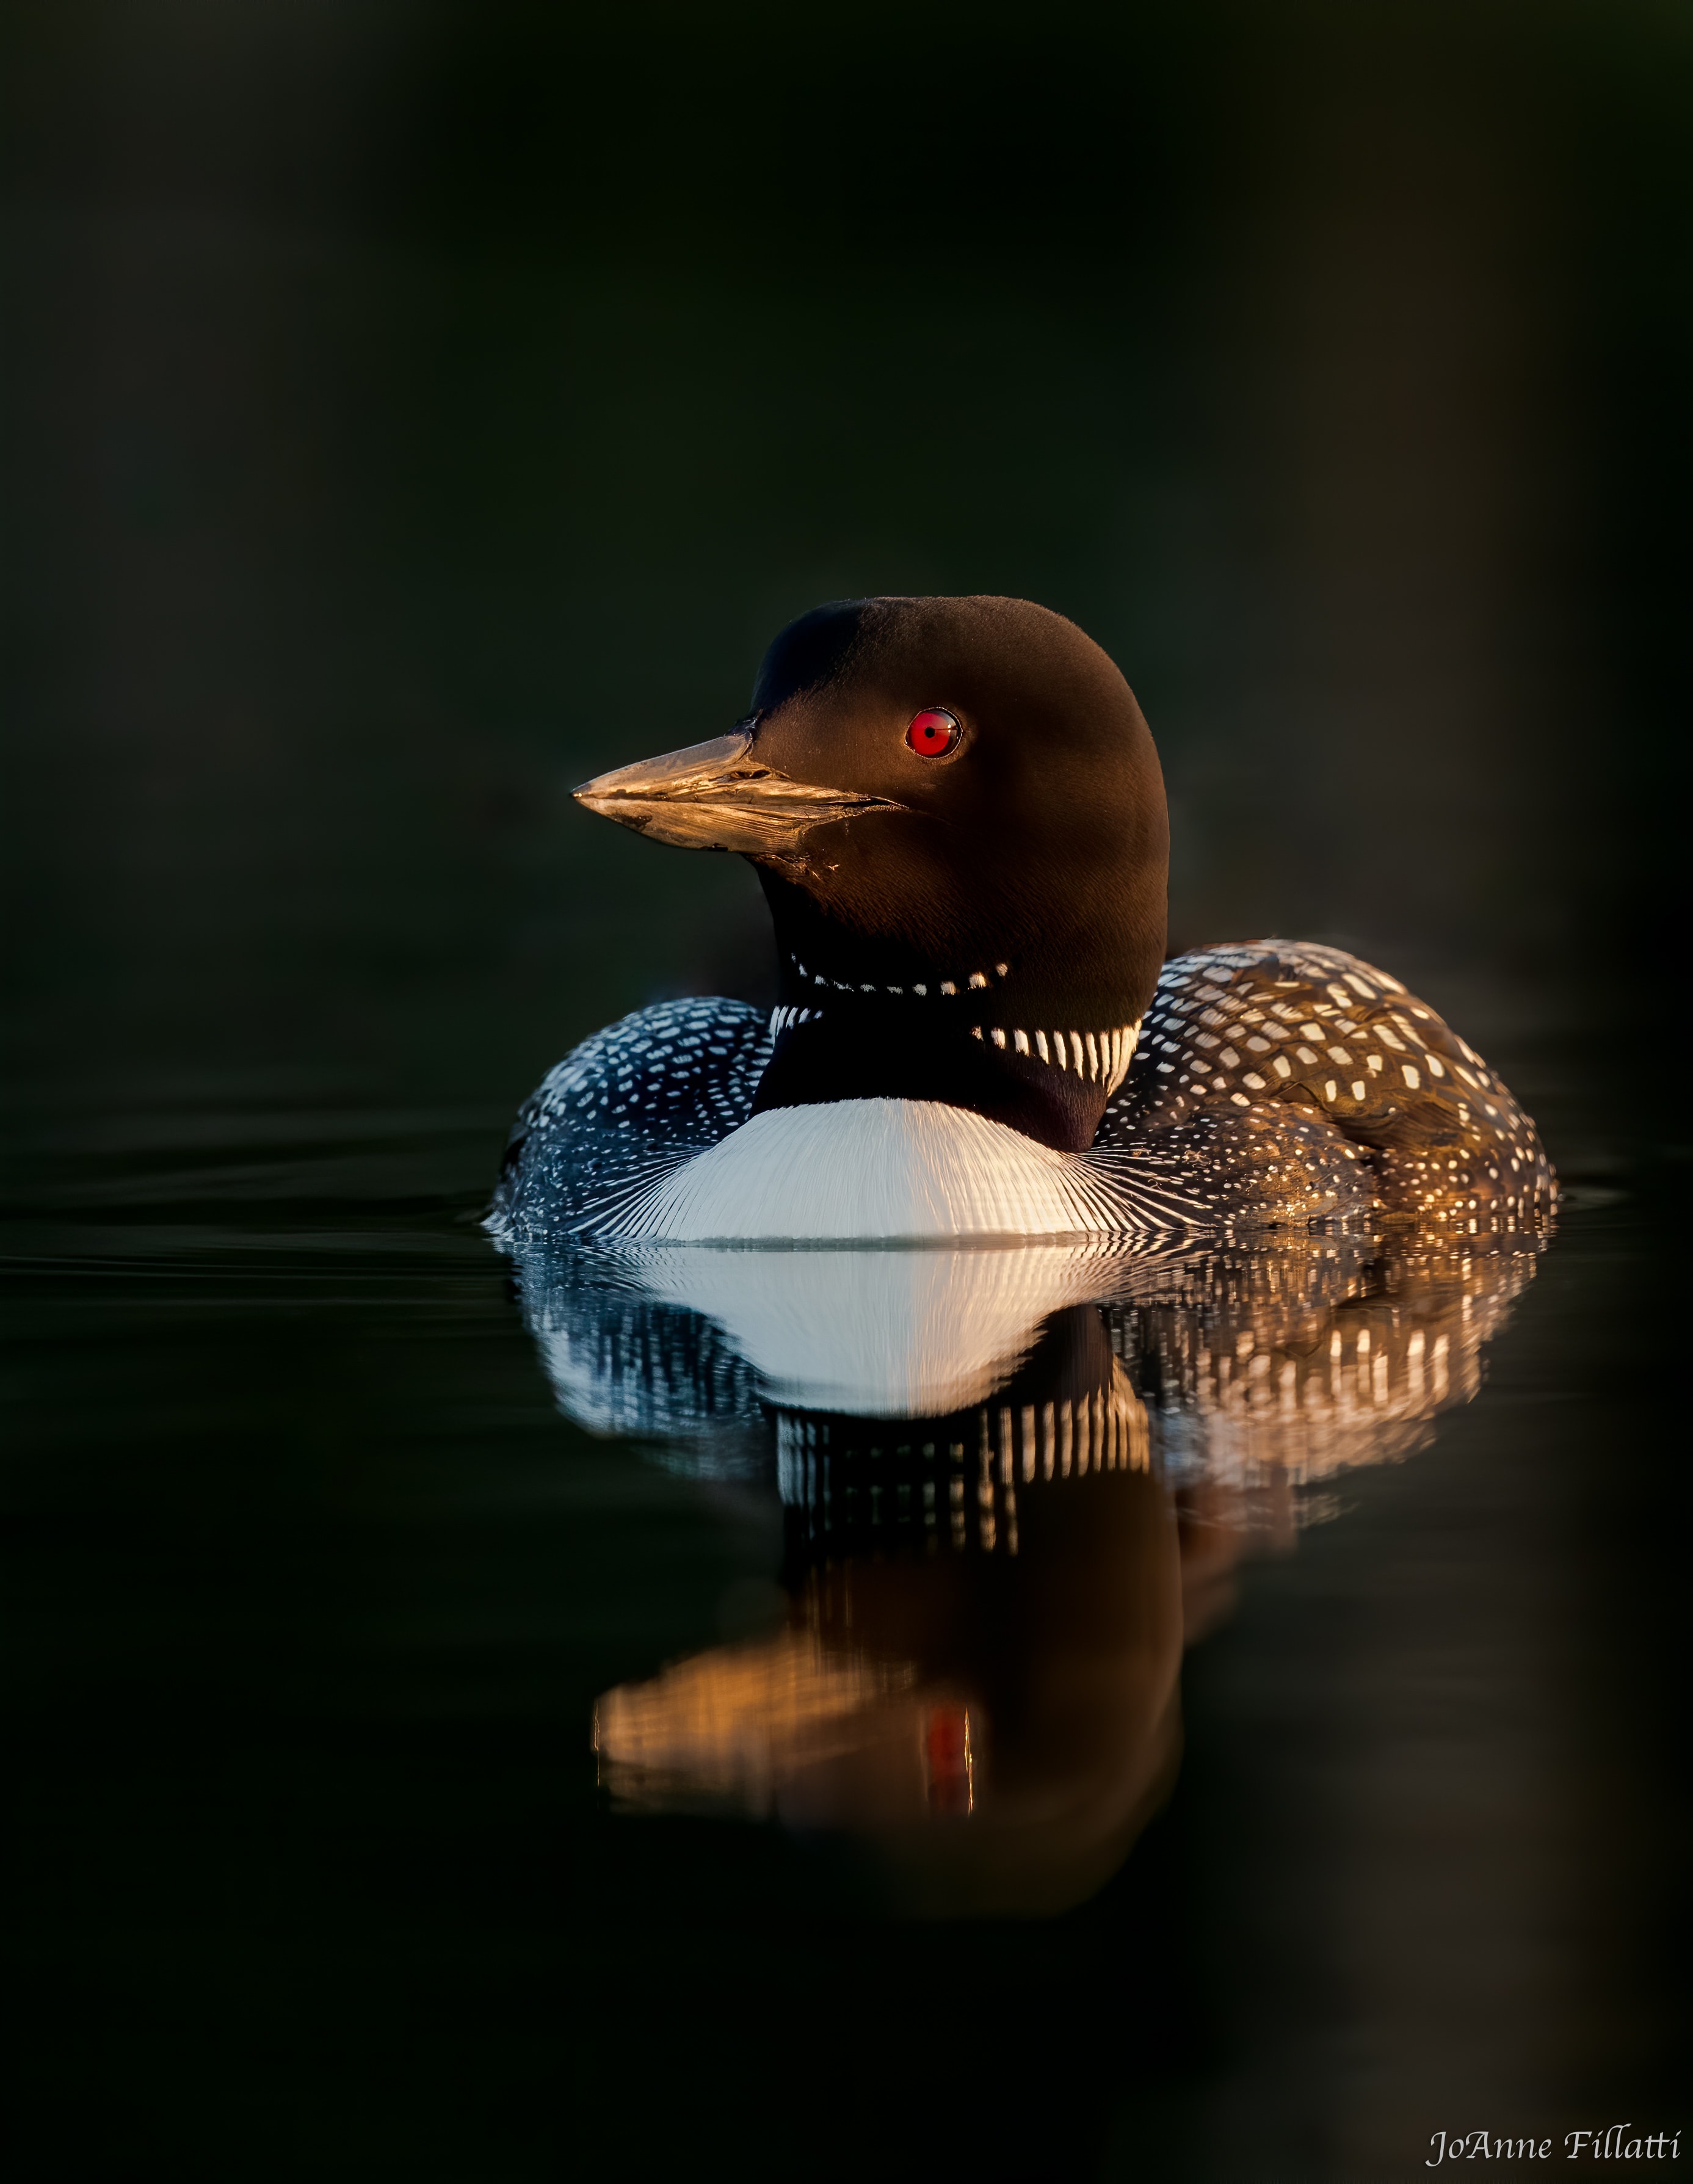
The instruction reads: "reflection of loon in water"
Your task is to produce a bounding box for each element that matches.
[506,1228,1543,1914]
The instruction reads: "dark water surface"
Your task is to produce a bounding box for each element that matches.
[3,1057,1683,2180]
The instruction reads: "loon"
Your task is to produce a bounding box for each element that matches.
[490,595,1554,1243]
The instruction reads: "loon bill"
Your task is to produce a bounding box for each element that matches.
[489,595,1554,1244]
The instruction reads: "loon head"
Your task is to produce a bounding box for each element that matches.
[575,595,1168,1153]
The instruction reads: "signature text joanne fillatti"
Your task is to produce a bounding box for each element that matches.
[1429,2130,1681,2164]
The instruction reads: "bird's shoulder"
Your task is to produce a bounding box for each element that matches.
[1104,938,1553,1226]
[490,996,772,1239]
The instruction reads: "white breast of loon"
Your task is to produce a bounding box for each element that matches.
[622,1099,1125,1243]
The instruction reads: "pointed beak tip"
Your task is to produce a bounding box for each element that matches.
[573,779,621,818]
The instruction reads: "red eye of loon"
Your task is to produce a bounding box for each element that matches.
[907,707,961,758]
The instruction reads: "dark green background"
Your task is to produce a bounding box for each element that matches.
[2,5,1688,2179]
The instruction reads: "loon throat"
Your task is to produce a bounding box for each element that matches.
[752,965,1142,1155]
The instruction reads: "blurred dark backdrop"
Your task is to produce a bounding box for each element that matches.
[4,0,1688,1126]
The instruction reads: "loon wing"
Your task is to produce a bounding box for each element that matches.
[1100,940,1554,1230]
[489,996,772,1242]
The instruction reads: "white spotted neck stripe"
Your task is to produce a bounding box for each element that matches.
[970,1019,1140,1094]
[769,1006,1142,1098]
[790,954,1013,1001]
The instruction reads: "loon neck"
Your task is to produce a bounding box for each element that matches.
[751,988,1141,1154]
[748,878,1157,1154]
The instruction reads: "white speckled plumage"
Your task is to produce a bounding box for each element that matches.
[491,939,1554,1244]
